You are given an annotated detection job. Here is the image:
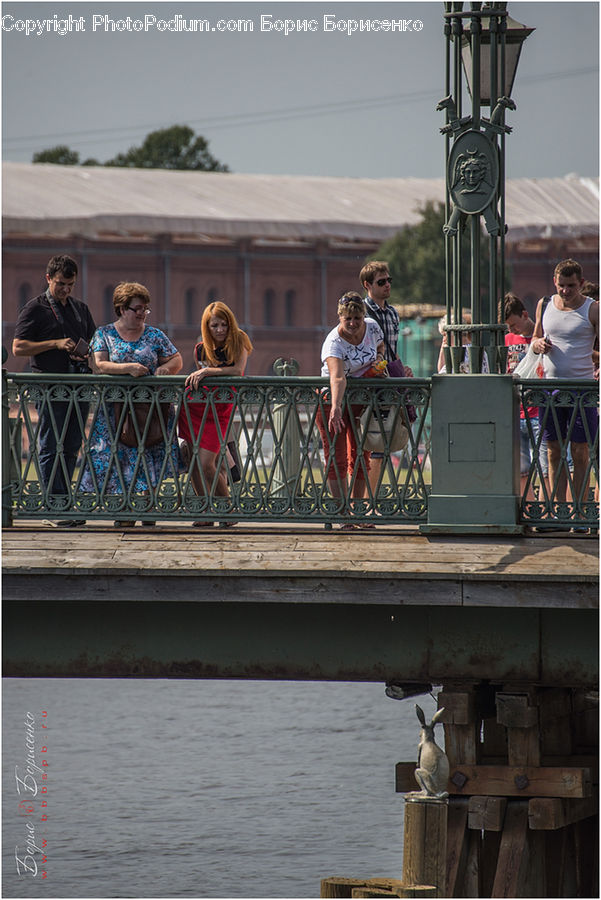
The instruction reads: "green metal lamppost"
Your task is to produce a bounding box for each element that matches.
[424,2,534,534]
[440,2,534,375]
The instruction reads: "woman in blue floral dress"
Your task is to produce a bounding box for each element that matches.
[80,282,183,525]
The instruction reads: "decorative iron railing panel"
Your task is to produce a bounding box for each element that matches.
[4,374,431,526]
[516,379,599,531]
[3,373,598,530]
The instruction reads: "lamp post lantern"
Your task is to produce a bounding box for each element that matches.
[461,9,535,105]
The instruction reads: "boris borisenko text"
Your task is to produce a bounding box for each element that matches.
[2,13,424,37]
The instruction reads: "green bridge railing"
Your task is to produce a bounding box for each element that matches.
[2,370,598,531]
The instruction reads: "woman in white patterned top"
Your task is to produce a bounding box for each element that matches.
[316,292,385,529]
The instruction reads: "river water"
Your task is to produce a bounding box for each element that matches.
[2,678,438,899]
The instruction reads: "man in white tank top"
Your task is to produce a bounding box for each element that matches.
[531,259,598,517]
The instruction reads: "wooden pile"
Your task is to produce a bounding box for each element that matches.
[322,683,598,898]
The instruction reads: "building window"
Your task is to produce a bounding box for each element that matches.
[103,285,114,322]
[185,288,197,326]
[207,287,218,304]
[264,289,275,326]
[285,289,296,327]
[18,283,32,310]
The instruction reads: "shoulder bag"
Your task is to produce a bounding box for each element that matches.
[359,403,409,453]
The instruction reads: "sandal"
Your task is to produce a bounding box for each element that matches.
[358,522,376,529]
[114,520,135,528]
[193,521,214,528]
[218,521,238,528]
[339,523,359,531]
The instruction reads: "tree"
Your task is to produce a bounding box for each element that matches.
[32,145,80,165]
[371,200,493,309]
[105,125,229,171]
[32,126,229,172]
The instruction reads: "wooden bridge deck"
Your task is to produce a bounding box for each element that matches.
[3,523,598,683]
[2,521,598,602]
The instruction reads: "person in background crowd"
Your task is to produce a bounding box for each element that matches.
[504,292,548,500]
[581,281,599,372]
[532,259,599,530]
[80,282,183,527]
[12,254,96,525]
[581,281,599,302]
[359,260,413,498]
[316,292,385,530]
[179,301,252,527]
[436,312,490,373]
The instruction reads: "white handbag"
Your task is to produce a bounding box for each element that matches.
[359,405,409,452]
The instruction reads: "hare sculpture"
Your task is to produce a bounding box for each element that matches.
[414,704,450,799]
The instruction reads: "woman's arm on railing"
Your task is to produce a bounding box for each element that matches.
[156,352,183,376]
[93,350,149,377]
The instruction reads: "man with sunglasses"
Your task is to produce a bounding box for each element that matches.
[360,261,399,364]
[13,254,96,520]
[360,260,413,498]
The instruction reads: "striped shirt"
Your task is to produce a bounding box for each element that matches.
[363,297,399,362]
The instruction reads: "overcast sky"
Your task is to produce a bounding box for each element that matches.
[2,1,599,180]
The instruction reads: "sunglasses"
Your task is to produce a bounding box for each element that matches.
[376,277,392,287]
[339,296,365,307]
[127,306,151,315]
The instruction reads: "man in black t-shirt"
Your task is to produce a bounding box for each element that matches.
[13,255,96,503]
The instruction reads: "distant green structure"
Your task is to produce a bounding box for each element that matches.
[396,316,442,378]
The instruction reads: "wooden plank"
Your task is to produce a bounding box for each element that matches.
[2,573,459,606]
[538,687,573,720]
[443,723,478,768]
[468,797,507,831]
[539,690,574,756]
[448,765,591,798]
[463,830,481,898]
[572,688,599,754]
[506,727,541,767]
[398,763,592,798]
[528,796,598,830]
[396,762,418,793]
[437,691,475,725]
[544,827,570,897]
[541,715,573,757]
[3,528,599,584]
[523,830,546,898]
[496,693,538,728]
[481,831,502,899]
[491,801,530,898]
[445,798,469,898]
[541,754,598,775]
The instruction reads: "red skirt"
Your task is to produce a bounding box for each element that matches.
[178,389,234,454]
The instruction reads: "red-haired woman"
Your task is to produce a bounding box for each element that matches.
[179,301,252,525]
